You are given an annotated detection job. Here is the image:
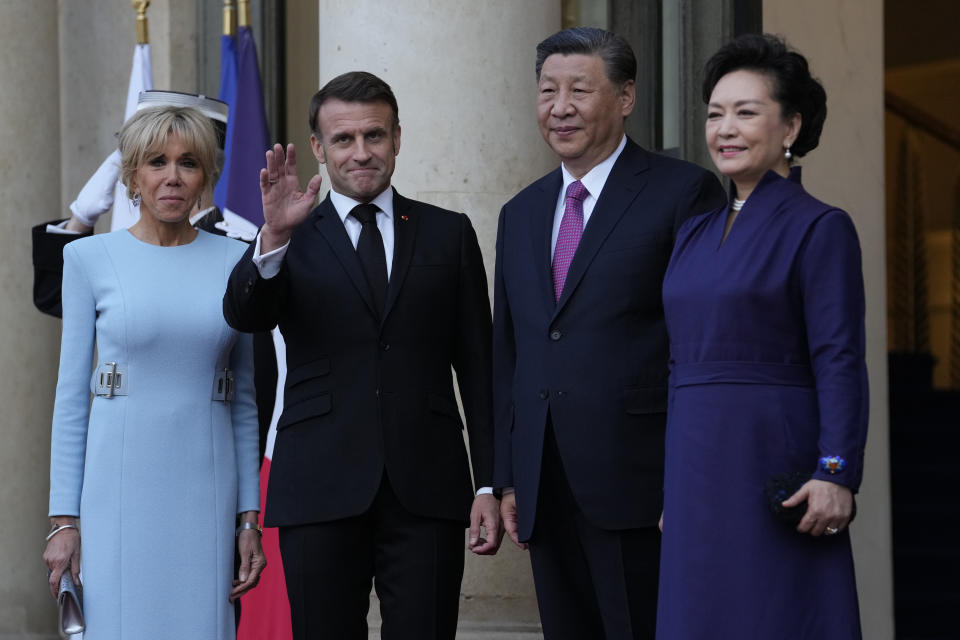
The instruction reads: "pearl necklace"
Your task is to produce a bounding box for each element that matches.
[731,198,746,212]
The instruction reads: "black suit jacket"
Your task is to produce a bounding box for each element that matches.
[32,220,93,318]
[492,139,725,541]
[223,189,494,528]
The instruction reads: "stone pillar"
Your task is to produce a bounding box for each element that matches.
[313,0,561,632]
[763,2,894,638]
[0,2,63,639]
[58,0,136,208]
[59,0,199,230]
[146,0,201,93]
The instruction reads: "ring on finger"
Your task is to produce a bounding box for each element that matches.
[825,526,839,535]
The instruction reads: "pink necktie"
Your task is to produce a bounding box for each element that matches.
[552,180,588,302]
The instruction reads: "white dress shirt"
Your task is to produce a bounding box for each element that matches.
[550,135,627,259]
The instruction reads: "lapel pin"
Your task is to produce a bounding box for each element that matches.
[401,215,409,221]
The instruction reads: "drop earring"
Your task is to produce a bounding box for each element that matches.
[131,192,142,207]
[784,146,792,160]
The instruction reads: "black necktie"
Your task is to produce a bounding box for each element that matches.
[350,203,388,318]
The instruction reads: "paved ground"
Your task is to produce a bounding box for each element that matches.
[369,629,543,640]
[366,593,544,638]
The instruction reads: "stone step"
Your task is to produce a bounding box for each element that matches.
[368,627,543,640]
[366,591,544,639]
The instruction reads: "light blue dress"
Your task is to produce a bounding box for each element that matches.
[49,230,260,640]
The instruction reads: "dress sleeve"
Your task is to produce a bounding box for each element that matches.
[798,210,869,491]
[49,243,97,516]
[230,326,261,513]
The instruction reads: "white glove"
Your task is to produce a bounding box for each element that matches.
[69,149,122,227]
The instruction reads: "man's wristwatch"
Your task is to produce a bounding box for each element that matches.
[236,521,263,536]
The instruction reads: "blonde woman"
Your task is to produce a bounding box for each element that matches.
[43,105,265,639]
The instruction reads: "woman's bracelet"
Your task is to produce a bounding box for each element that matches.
[236,521,263,537]
[46,523,78,541]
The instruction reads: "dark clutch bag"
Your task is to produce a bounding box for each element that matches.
[764,471,857,528]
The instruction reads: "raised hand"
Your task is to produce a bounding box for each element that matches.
[259,143,322,252]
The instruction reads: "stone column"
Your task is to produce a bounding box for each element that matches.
[59,0,199,228]
[763,2,894,638]
[0,2,63,639]
[314,0,561,632]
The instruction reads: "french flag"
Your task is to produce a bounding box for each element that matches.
[222,23,292,640]
[219,23,268,241]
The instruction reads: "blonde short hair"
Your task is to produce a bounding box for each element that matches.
[118,106,219,199]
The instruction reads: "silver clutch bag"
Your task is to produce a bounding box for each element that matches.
[57,573,85,638]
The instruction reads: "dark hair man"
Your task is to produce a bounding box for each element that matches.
[492,28,726,638]
[223,71,501,639]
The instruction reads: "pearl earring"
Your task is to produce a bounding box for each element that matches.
[784,146,792,160]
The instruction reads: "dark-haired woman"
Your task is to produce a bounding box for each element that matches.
[656,34,867,638]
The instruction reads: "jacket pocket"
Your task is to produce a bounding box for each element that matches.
[623,386,668,415]
[277,393,332,430]
[286,358,331,388]
[428,393,464,429]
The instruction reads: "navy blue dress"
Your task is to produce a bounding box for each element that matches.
[656,168,867,638]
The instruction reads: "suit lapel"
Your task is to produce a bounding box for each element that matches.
[311,196,379,318]
[552,141,650,319]
[383,189,418,323]
[534,170,562,314]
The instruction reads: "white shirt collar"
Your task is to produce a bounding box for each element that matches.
[330,186,395,223]
[560,135,627,199]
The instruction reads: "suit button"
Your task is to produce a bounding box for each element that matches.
[556,390,566,397]
[381,342,390,351]
[538,389,548,399]
[549,329,562,341]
